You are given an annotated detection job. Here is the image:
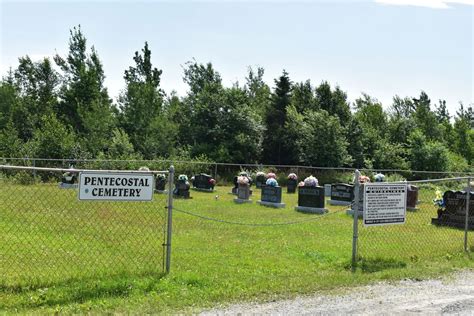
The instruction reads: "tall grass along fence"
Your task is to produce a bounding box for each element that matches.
[0,165,171,290]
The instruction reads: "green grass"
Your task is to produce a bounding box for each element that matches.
[1,183,474,314]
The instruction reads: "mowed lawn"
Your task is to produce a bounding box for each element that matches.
[1,182,474,314]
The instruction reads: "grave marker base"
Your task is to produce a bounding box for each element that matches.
[407,206,419,212]
[192,187,214,192]
[234,198,252,204]
[58,183,78,189]
[257,201,286,208]
[295,206,328,214]
[155,189,168,194]
[328,199,352,206]
[346,208,363,218]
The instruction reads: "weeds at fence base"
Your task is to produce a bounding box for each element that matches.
[0,272,166,310]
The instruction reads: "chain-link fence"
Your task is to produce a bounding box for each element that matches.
[356,177,471,271]
[0,165,170,289]
[2,157,473,186]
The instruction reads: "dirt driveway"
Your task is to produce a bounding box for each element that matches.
[202,270,474,315]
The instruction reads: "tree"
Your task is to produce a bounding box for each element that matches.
[412,91,441,141]
[54,25,116,155]
[245,66,271,116]
[315,81,351,126]
[31,114,76,159]
[299,110,350,167]
[118,42,175,158]
[409,129,449,171]
[291,80,317,113]
[262,70,293,164]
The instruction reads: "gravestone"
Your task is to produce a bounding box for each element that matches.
[287,179,297,194]
[295,186,327,214]
[231,175,252,195]
[192,173,215,192]
[324,184,332,197]
[173,180,191,199]
[257,186,285,208]
[255,174,266,188]
[329,183,354,206]
[432,190,474,229]
[59,171,78,189]
[406,184,419,211]
[155,176,167,193]
[346,185,364,217]
[234,184,252,204]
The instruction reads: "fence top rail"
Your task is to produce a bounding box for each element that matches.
[1,157,473,176]
[406,176,471,184]
[0,165,170,175]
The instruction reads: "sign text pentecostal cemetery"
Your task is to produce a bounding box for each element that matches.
[79,172,154,201]
[363,183,407,226]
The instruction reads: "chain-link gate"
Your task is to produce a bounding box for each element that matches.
[355,175,472,270]
[0,165,172,288]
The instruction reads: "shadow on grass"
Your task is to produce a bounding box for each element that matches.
[356,257,407,273]
[0,270,166,309]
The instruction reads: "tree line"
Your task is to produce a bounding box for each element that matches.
[0,26,473,172]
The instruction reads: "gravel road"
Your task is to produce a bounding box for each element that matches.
[202,270,474,315]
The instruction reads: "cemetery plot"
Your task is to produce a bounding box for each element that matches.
[258,185,285,208]
[192,173,216,192]
[329,183,353,206]
[295,186,328,214]
[432,190,474,229]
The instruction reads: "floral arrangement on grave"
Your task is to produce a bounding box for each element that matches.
[237,171,253,186]
[61,171,77,184]
[255,171,266,188]
[237,175,250,186]
[288,173,298,180]
[266,178,279,187]
[433,189,445,208]
[303,175,319,187]
[374,173,385,182]
[256,171,266,178]
[358,175,371,183]
[178,174,190,189]
[61,165,77,184]
[208,177,217,189]
[266,172,277,179]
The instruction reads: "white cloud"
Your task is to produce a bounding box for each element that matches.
[375,0,474,9]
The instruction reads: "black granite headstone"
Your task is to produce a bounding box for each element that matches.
[432,191,474,229]
[193,173,214,190]
[255,175,266,188]
[173,180,190,198]
[331,183,354,203]
[298,186,325,208]
[261,186,282,204]
[287,179,297,194]
[155,176,166,191]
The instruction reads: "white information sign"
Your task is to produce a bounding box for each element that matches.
[79,172,154,201]
[363,183,407,226]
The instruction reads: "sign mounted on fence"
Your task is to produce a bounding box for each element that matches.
[78,172,154,201]
[363,183,407,226]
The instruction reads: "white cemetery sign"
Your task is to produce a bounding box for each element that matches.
[79,172,154,201]
[363,183,407,226]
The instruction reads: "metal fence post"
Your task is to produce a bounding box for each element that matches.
[352,169,361,271]
[464,177,471,252]
[165,165,175,273]
[214,163,218,180]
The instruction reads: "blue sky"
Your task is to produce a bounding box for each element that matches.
[0,0,472,115]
